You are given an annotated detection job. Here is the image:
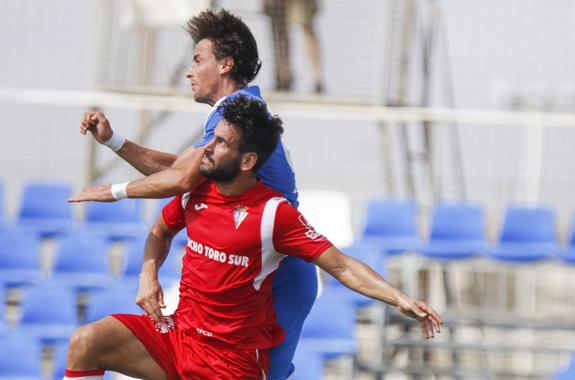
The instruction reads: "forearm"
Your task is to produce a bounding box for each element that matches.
[126,166,206,199]
[140,224,174,278]
[69,146,205,202]
[314,249,443,338]
[117,140,177,176]
[315,248,408,307]
[332,256,405,306]
[125,145,205,198]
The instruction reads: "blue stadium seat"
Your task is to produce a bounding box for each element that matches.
[18,181,74,237]
[85,287,141,323]
[421,202,489,260]
[122,237,182,289]
[52,341,68,380]
[553,355,575,380]
[0,336,43,380]
[559,214,575,265]
[0,227,41,287]
[51,234,115,292]
[0,181,6,228]
[323,243,383,308]
[489,206,560,263]
[0,287,6,333]
[360,198,420,255]
[53,342,114,380]
[554,369,575,380]
[552,356,575,380]
[155,197,188,247]
[299,294,358,360]
[18,283,77,344]
[85,198,147,241]
[290,346,325,380]
[122,237,144,286]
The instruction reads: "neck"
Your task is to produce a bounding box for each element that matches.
[207,79,246,106]
[216,174,257,197]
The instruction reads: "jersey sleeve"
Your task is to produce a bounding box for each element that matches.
[161,195,186,231]
[273,202,333,262]
[192,108,222,148]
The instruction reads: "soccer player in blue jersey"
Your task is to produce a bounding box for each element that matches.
[72,9,312,380]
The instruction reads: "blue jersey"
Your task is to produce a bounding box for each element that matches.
[193,86,299,207]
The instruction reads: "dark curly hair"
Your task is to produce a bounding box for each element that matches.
[220,95,284,171]
[185,9,262,85]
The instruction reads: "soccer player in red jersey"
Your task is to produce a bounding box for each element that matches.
[63,95,442,380]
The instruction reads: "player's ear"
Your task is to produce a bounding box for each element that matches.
[240,152,258,172]
[219,56,235,75]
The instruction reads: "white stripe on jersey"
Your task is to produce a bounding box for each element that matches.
[181,192,192,209]
[253,197,287,291]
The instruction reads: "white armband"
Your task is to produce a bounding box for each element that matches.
[110,182,129,200]
[103,132,126,152]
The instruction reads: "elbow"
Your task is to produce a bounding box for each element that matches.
[160,168,196,194]
[174,168,203,193]
[149,221,175,243]
[175,174,195,193]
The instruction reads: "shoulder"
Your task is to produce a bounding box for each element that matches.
[181,181,213,208]
[255,182,285,200]
[229,86,265,104]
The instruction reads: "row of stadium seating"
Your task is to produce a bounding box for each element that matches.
[0,230,184,292]
[2,180,575,378]
[0,282,138,380]
[3,181,575,264]
[0,181,161,241]
[0,277,369,380]
[361,198,575,265]
[2,246,572,378]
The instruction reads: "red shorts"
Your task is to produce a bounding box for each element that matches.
[113,314,269,380]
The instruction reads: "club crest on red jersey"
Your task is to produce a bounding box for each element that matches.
[233,205,249,229]
[298,215,323,240]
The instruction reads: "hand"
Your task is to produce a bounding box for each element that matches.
[68,184,115,202]
[80,111,113,144]
[136,272,166,323]
[397,296,443,339]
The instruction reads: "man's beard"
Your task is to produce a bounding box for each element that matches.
[199,154,242,183]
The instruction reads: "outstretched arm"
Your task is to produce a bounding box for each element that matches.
[115,140,178,175]
[125,145,206,198]
[80,111,177,175]
[137,215,181,322]
[314,246,442,339]
[70,143,207,202]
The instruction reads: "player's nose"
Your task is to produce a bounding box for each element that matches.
[204,138,215,152]
[185,66,194,79]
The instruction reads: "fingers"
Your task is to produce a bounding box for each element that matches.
[407,300,443,339]
[79,111,106,134]
[416,302,443,333]
[158,288,166,309]
[422,316,435,339]
[136,294,164,323]
[68,191,89,203]
[411,303,428,320]
[67,185,115,203]
[421,302,443,325]
[146,299,164,322]
[417,314,434,339]
[80,113,91,135]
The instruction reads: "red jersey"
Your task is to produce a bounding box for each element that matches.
[162,180,332,350]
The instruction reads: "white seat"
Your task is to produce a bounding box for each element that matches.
[297,189,354,248]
